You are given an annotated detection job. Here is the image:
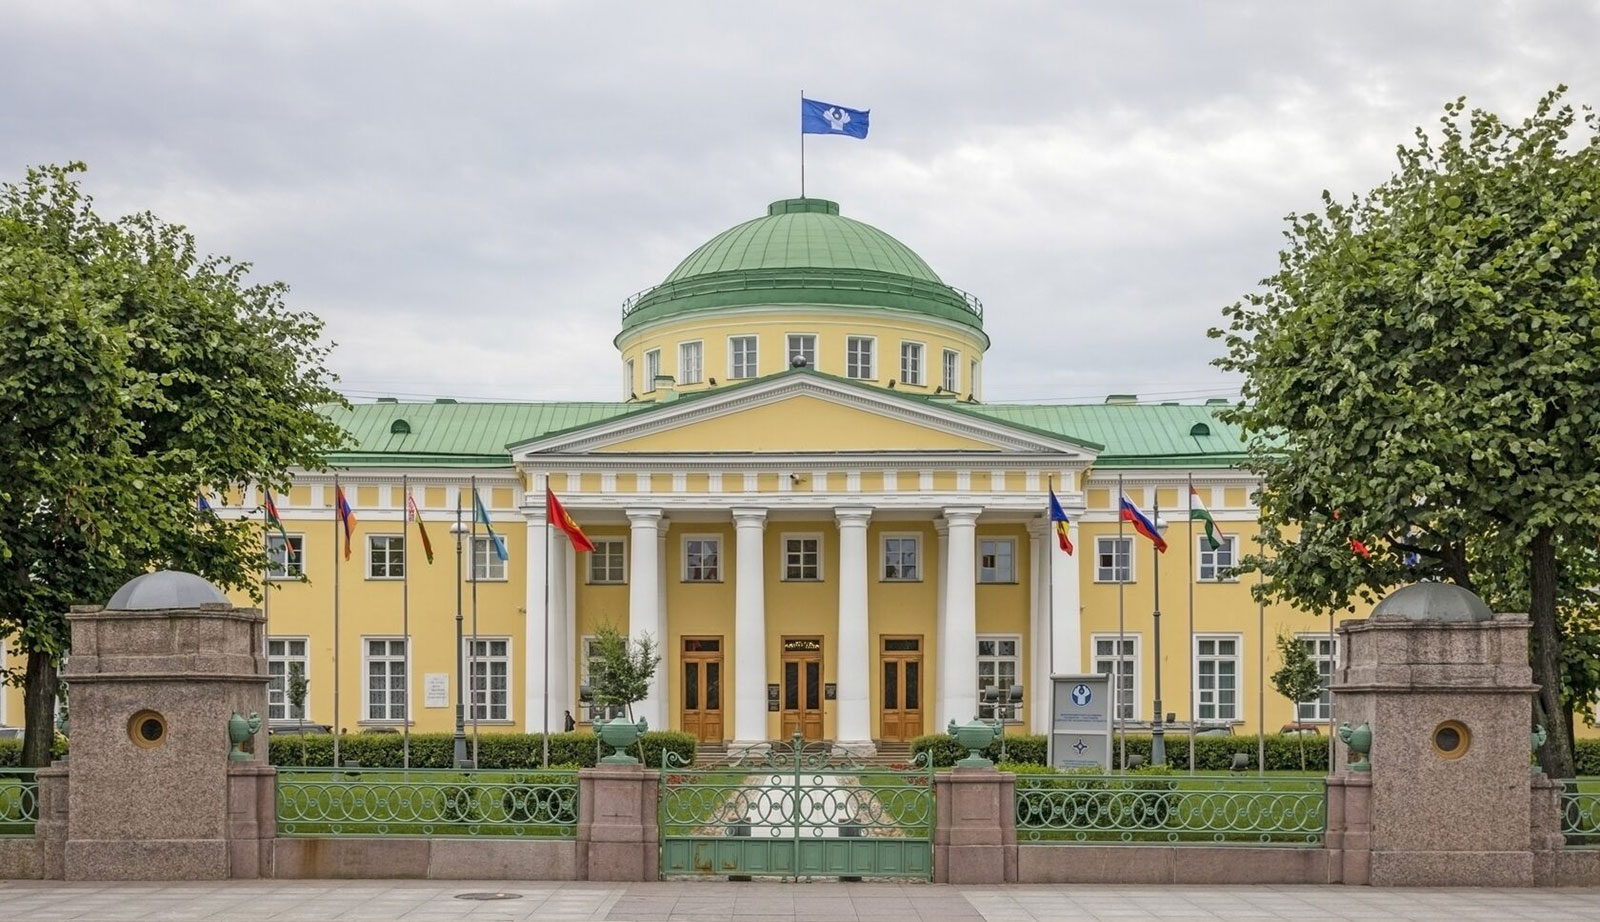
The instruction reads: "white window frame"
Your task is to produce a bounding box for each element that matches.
[643,349,661,391]
[587,538,627,584]
[682,534,723,582]
[267,533,305,580]
[976,634,1023,723]
[1197,534,1239,582]
[728,335,758,380]
[942,348,960,392]
[472,535,508,582]
[466,636,512,722]
[969,358,980,397]
[899,340,925,386]
[881,533,922,581]
[787,333,817,368]
[846,335,876,380]
[978,537,1016,584]
[1094,536,1135,583]
[1297,635,1339,722]
[624,359,635,397]
[1194,634,1242,723]
[781,533,823,581]
[362,636,409,723]
[678,340,703,385]
[366,534,405,580]
[267,637,309,723]
[1092,634,1140,721]
[580,635,624,723]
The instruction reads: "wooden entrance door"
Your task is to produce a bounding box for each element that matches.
[681,637,724,743]
[781,637,824,741]
[880,636,923,742]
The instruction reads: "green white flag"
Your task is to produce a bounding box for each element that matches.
[1190,486,1221,551]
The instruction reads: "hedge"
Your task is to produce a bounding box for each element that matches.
[0,736,70,768]
[265,731,696,769]
[915,731,1341,772]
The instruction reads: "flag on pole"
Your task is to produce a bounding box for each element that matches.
[1047,487,1074,555]
[197,493,215,516]
[1120,493,1168,553]
[546,488,596,553]
[1189,487,1220,551]
[473,489,509,562]
[1331,510,1372,559]
[801,98,870,138]
[263,489,289,541]
[335,486,357,561]
[406,492,434,564]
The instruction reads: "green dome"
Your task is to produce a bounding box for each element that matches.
[619,198,984,334]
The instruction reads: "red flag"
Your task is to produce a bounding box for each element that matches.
[1332,510,1372,560]
[546,488,595,553]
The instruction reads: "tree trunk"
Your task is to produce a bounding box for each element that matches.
[21,650,59,768]
[1530,528,1575,778]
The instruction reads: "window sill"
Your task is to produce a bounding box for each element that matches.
[1093,579,1135,585]
[267,575,305,582]
[468,578,510,584]
[587,580,627,586]
[780,577,824,583]
[357,720,414,728]
[881,578,924,583]
[366,576,405,582]
[978,580,1020,586]
[465,719,516,726]
[682,579,725,584]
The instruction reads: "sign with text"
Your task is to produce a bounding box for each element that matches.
[1048,673,1112,770]
[424,673,450,708]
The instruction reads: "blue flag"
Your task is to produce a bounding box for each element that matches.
[473,489,509,562]
[802,98,869,138]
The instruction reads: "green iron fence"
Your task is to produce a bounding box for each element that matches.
[1560,778,1600,848]
[1015,773,1325,845]
[659,734,934,879]
[276,768,578,838]
[0,768,37,837]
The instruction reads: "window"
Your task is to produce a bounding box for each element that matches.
[678,341,703,384]
[267,534,305,579]
[1297,636,1339,721]
[267,638,308,722]
[1095,536,1133,582]
[942,349,960,392]
[978,538,1015,583]
[472,536,507,581]
[783,535,821,581]
[729,335,758,379]
[364,638,408,722]
[624,359,634,397]
[882,535,920,581]
[367,535,405,580]
[588,538,626,583]
[466,638,510,721]
[580,636,622,723]
[787,333,816,368]
[684,536,721,582]
[900,341,924,385]
[977,636,1022,722]
[1198,535,1239,582]
[1094,636,1139,720]
[846,336,875,379]
[644,349,661,389]
[970,358,980,396]
[1195,636,1240,721]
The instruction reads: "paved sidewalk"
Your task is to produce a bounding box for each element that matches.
[1,880,1599,921]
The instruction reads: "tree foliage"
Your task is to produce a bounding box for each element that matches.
[1212,88,1600,776]
[0,163,346,764]
[587,622,661,722]
[1270,633,1323,771]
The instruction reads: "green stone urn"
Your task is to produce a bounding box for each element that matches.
[1337,721,1372,773]
[1532,725,1548,773]
[228,711,262,762]
[948,718,1000,768]
[598,716,649,764]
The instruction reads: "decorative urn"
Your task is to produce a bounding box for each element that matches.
[598,716,650,764]
[948,718,1001,768]
[228,711,262,762]
[1337,721,1373,773]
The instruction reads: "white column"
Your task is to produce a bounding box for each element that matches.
[732,507,768,749]
[1051,511,1084,677]
[1027,521,1051,734]
[933,519,950,728]
[940,507,982,725]
[657,520,669,646]
[834,506,875,754]
[523,508,550,733]
[627,508,665,729]
[545,529,572,733]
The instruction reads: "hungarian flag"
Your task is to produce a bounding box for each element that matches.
[263,488,289,542]
[1120,493,1168,553]
[406,492,434,564]
[335,486,357,561]
[1047,487,1074,555]
[547,488,596,553]
[1190,487,1221,551]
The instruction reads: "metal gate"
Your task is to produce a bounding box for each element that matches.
[660,733,934,879]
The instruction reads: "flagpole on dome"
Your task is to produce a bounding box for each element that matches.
[1187,473,1196,776]
[402,473,411,771]
[799,89,806,198]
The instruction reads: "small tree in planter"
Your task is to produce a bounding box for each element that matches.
[590,623,661,762]
[286,663,310,766]
[1271,632,1323,771]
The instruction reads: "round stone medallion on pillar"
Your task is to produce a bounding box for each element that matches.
[834,506,875,756]
[731,507,769,752]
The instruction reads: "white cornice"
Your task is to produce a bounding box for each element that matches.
[615,303,991,350]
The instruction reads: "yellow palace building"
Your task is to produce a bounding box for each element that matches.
[0,197,1338,751]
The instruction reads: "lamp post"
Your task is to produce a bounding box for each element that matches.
[1150,504,1170,766]
[450,511,470,768]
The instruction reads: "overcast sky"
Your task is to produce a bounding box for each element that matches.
[5,2,1598,405]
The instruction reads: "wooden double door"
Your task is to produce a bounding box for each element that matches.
[781,637,824,741]
[880,636,924,742]
[681,637,723,744]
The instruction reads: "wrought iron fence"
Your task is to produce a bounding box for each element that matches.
[1560,779,1600,848]
[0,768,38,837]
[276,768,578,838]
[1014,773,1325,846]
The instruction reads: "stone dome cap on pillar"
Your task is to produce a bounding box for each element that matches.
[106,570,230,611]
[1370,581,1494,623]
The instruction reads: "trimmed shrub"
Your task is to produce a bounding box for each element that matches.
[0,736,70,768]
[911,733,1047,768]
[917,731,1343,771]
[264,730,695,769]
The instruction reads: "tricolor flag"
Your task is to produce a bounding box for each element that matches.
[406,492,434,565]
[1189,487,1220,551]
[473,489,509,562]
[1119,493,1168,553]
[263,488,289,542]
[546,488,596,553]
[335,486,357,561]
[1047,487,1074,555]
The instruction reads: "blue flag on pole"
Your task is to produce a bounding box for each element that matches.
[802,98,869,138]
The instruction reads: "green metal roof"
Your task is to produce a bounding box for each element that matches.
[963,403,1252,468]
[323,400,633,467]
[618,199,985,336]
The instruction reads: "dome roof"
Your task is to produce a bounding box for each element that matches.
[1371,582,1494,623]
[107,570,229,611]
[619,198,984,335]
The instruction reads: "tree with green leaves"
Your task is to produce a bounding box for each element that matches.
[1213,88,1600,777]
[588,622,661,723]
[1271,633,1323,771]
[0,163,346,766]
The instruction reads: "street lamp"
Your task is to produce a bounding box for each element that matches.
[1150,505,1171,766]
[450,512,471,769]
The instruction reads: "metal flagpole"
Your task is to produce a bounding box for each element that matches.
[543,488,552,768]
[402,474,411,771]
[799,90,806,198]
[1151,496,1165,766]
[1187,475,1196,775]
[1327,608,1336,771]
[1047,476,1055,680]
[1116,474,1126,771]
[332,473,341,768]
[452,495,468,768]
[1257,535,1266,777]
[470,475,480,766]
